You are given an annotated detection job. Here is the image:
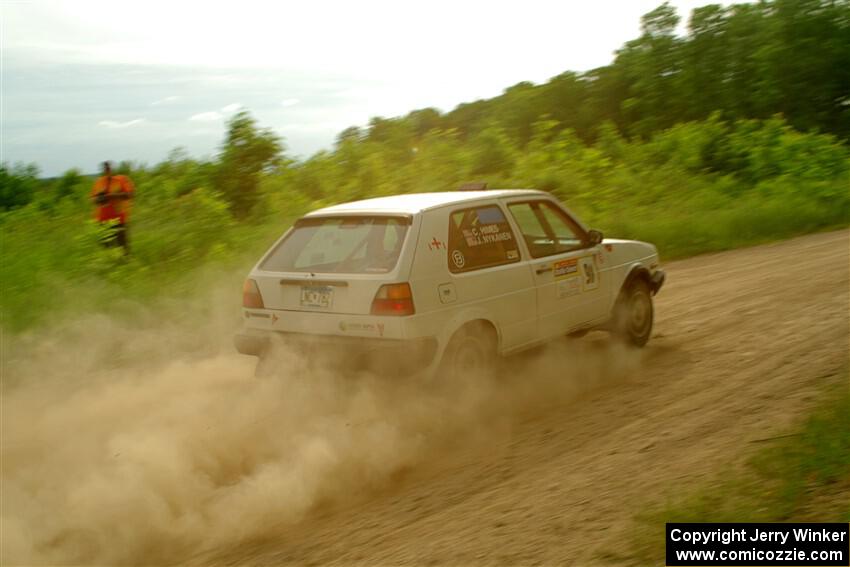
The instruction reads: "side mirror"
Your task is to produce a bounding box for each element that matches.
[587,229,604,246]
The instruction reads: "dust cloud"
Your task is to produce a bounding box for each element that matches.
[1,289,642,566]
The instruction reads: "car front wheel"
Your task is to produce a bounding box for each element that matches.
[614,279,654,347]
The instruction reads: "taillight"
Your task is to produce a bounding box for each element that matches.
[242,279,264,308]
[371,283,415,316]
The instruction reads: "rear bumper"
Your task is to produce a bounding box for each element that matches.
[234,329,438,374]
[650,269,666,295]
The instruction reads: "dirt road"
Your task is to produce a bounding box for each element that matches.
[201,230,849,566]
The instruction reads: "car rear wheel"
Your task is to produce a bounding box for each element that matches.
[439,323,497,382]
[614,278,654,347]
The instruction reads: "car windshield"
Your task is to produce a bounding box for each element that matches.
[260,216,410,274]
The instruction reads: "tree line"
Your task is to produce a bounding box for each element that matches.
[358,0,850,149]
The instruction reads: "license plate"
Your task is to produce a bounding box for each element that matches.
[300,285,333,308]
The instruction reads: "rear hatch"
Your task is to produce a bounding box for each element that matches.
[251,215,413,315]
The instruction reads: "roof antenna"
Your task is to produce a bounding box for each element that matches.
[457,182,488,191]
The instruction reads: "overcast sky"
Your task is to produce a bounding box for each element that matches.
[3,0,719,176]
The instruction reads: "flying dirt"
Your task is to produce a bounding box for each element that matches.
[2,230,848,566]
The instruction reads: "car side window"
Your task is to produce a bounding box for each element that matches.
[508,201,586,258]
[447,205,520,273]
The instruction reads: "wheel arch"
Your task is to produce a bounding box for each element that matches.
[607,263,652,319]
[620,264,652,295]
[439,310,501,354]
[456,318,498,342]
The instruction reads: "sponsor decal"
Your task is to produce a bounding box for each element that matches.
[428,237,446,251]
[580,256,599,291]
[339,321,383,335]
[558,277,581,298]
[506,249,519,260]
[451,249,466,268]
[554,258,579,279]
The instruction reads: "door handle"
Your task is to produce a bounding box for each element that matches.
[535,265,552,274]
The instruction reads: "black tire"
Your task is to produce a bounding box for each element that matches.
[439,323,497,382]
[613,278,654,347]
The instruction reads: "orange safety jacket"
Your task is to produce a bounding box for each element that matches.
[91,175,134,223]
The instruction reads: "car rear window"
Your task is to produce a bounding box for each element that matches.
[260,216,411,274]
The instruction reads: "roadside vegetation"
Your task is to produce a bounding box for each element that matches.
[2,0,849,333]
[627,373,850,564]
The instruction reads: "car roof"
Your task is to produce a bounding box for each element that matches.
[304,189,549,217]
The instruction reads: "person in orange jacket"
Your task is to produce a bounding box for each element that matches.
[91,161,134,253]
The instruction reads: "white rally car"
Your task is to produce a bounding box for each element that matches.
[235,189,665,377]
